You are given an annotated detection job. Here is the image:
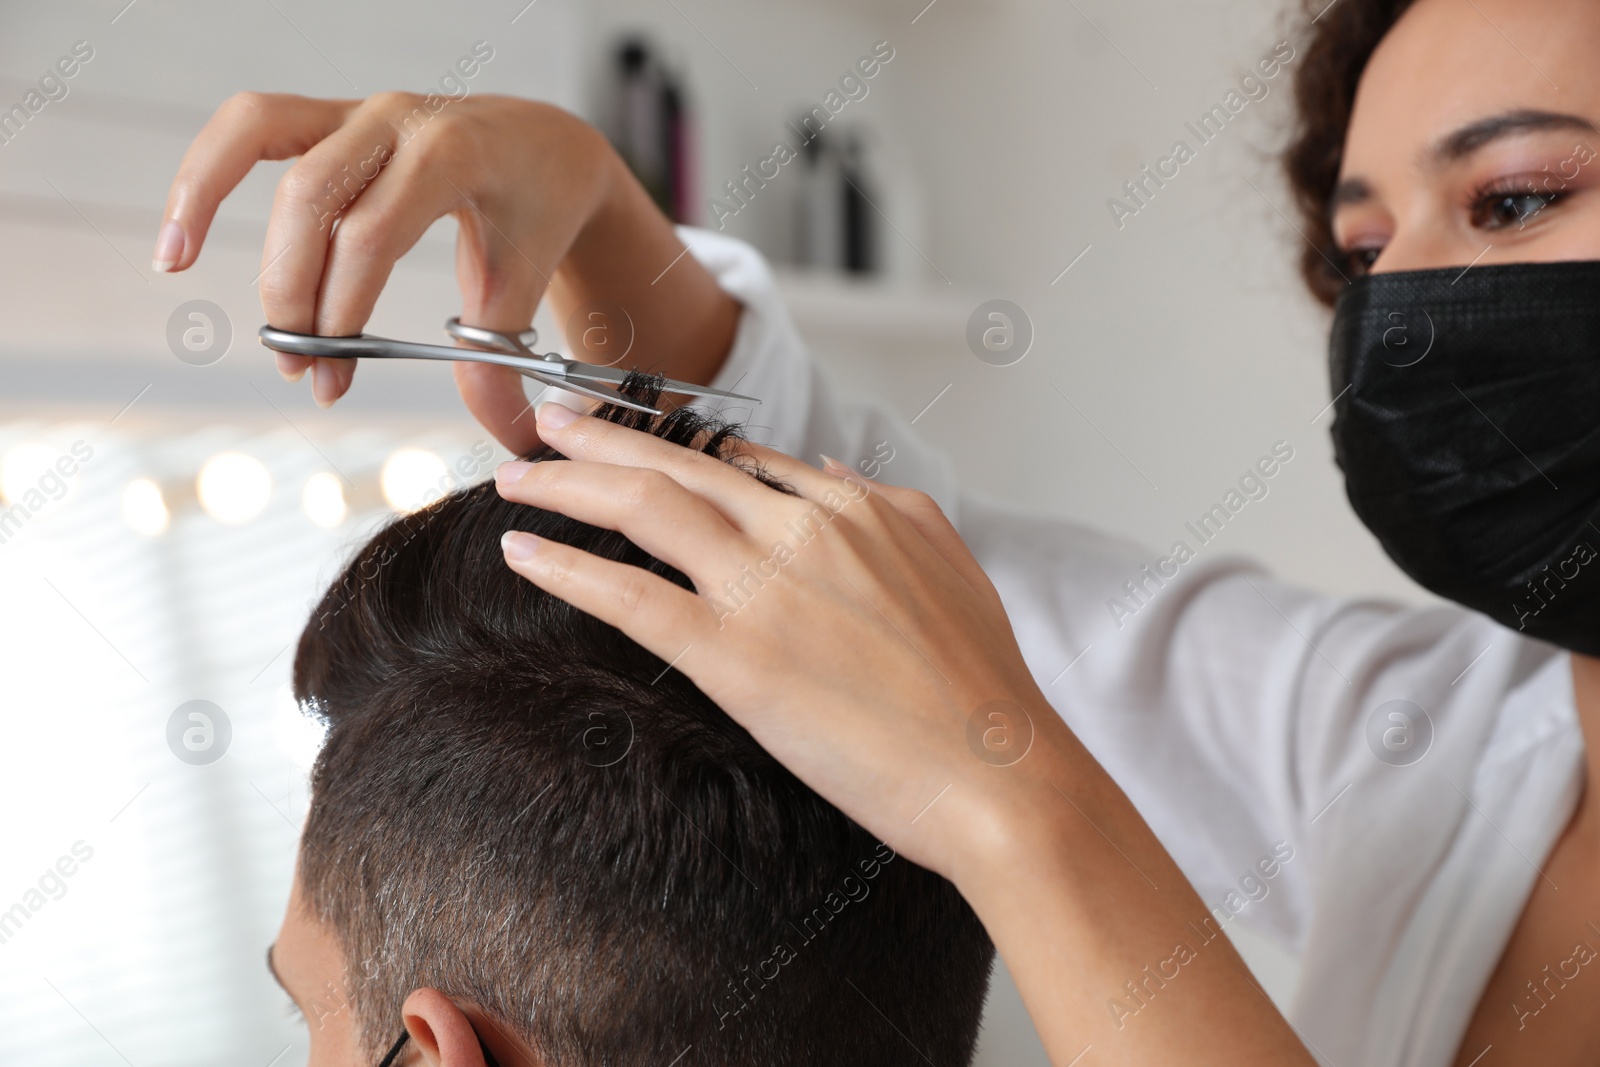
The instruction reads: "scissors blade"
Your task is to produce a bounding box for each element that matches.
[558,360,761,404]
[513,368,663,415]
[656,379,762,404]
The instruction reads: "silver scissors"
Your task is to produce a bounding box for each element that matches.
[257,317,759,416]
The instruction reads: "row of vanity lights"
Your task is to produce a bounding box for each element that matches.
[0,443,468,536]
[121,448,467,534]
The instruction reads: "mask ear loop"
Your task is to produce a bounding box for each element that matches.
[373,1026,502,1066]
[377,1031,410,1067]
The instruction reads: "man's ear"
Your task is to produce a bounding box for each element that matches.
[400,988,489,1067]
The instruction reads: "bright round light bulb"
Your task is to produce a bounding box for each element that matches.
[121,479,170,536]
[196,451,271,524]
[380,448,447,514]
[301,471,347,528]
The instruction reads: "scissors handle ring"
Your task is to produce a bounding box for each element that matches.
[445,317,538,354]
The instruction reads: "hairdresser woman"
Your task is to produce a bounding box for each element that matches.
[160,0,1600,1064]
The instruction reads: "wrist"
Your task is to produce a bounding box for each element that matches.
[549,136,739,386]
[557,130,636,276]
[939,705,1118,913]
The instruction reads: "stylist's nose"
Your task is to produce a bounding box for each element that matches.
[1365,214,1471,274]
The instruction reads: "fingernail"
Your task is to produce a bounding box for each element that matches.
[311,361,336,408]
[276,353,307,383]
[502,530,540,561]
[536,402,578,430]
[151,219,185,272]
[819,454,850,474]
[496,460,532,485]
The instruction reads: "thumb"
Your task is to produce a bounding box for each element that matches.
[452,225,549,456]
[452,362,541,456]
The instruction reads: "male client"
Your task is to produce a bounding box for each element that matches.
[268,382,996,1067]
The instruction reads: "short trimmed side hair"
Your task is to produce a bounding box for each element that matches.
[292,379,995,1066]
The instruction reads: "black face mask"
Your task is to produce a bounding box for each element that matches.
[1329,260,1600,655]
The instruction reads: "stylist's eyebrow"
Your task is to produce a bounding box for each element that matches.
[1429,108,1597,164]
[1331,109,1599,213]
[1330,176,1372,209]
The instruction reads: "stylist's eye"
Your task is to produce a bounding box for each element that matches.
[1340,245,1383,275]
[1470,181,1564,230]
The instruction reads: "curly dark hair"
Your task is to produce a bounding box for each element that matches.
[1285,0,1417,307]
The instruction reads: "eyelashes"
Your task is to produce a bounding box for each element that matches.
[1466,173,1570,230]
[1335,172,1580,274]
[1344,246,1381,274]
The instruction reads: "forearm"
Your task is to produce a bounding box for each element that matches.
[548,150,740,387]
[952,712,1314,1067]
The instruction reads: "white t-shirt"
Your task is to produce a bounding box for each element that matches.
[683,227,1588,1067]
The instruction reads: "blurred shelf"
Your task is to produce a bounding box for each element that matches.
[773,268,971,349]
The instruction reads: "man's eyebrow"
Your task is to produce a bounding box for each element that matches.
[1430,108,1598,164]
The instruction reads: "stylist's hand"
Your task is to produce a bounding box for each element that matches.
[496,403,1042,883]
[495,407,1318,1067]
[157,92,737,452]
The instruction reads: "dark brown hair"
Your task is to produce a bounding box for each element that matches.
[1285,0,1417,306]
[292,377,994,1066]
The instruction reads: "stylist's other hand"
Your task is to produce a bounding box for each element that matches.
[494,404,1052,886]
[156,92,737,453]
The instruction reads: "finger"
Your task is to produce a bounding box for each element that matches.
[318,122,486,335]
[722,443,957,589]
[811,453,1006,610]
[157,92,356,273]
[275,351,312,383]
[304,354,355,408]
[585,432,970,616]
[499,530,716,663]
[725,440,857,502]
[495,460,748,580]
[262,105,416,405]
[456,363,540,455]
[449,169,554,454]
[311,128,484,406]
[533,404,778,526]
[259,100,405,335]
[734,440,955,563]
